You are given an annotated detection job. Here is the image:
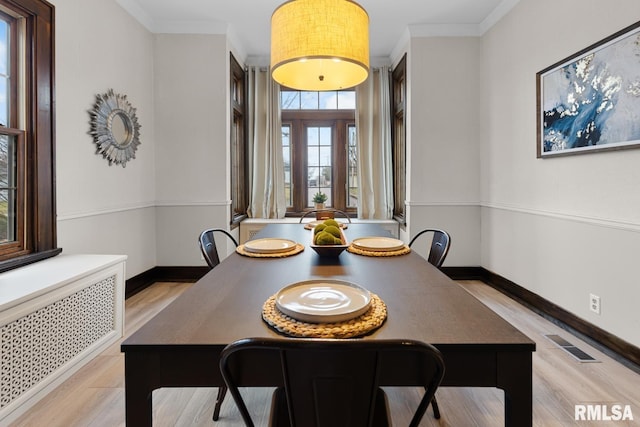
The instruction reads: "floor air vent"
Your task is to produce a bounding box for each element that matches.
[544,334,598,362]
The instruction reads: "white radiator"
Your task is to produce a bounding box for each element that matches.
[0,254,126,424]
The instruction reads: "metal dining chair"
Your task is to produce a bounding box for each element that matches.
[219,337,445,427]
[408,228,451,418]
[298,208,352,223]
[408,228,451,269]
[198,228,238,269]
[198,228,238,421]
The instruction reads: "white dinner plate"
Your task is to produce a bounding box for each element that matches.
[351,237,406,252]
[275,280,371,323]
[243,238,298,254]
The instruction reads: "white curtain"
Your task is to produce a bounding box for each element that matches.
[247,67,287,218]
[355,67,394,219]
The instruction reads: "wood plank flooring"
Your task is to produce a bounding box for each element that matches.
[10,281,640,426]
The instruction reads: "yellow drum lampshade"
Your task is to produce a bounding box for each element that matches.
[271,0,369,91]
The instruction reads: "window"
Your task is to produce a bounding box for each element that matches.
[0,12,22,249]
[392,55,407,225]
[230,53,247,226]
[281,90,357,215]
[0,0,57,273]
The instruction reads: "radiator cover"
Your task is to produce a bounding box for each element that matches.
[0,254,126,423]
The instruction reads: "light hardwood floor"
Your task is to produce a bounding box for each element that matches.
[10,281,640,426]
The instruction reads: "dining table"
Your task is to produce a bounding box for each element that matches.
[121,223,535,426]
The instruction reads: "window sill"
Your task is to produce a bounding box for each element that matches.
[0,248,63,275]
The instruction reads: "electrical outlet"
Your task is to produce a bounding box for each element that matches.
[589,294,601,315]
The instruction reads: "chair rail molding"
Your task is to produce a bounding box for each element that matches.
[481,201,640,233]
[56,201,156,221]
[154,200,231,207]
[57,200,232,221]
[405,200,480,207]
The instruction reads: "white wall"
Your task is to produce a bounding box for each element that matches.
[480,0,640,347]
[404,37,481,266]
[54,2,237,277]
[153,34,232,266]
[53,0,157,278]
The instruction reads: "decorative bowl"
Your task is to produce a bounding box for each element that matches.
[310,227,349,257]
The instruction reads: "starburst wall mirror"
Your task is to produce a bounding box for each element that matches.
[89,89,141,167]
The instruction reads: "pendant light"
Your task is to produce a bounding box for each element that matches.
[270,0,370,91]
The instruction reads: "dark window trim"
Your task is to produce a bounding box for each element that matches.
[0,0,59,273]
[392,54,407,226]
[229,53,247,228]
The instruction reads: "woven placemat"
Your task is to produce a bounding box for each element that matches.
[262,293,387,338]
[236,243,305,258]
[347,244,411,257]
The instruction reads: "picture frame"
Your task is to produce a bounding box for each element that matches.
[536,20,640,158]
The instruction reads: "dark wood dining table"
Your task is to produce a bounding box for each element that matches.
[121,223,535,426]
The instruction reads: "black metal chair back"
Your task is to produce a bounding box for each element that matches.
[298,208,352,223]
[220,338,445,427]
[198,228,238,269]
[408,229,451,268]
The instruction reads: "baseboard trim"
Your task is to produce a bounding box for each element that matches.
[125,266,208,298]
[444,266,640,371]
[441,266,486,281]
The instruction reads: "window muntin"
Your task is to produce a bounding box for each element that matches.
[281,90,356,110]
[282,124,292,206]
[0,130,20,243]
[347,124,357,209]
[306,126,332,206]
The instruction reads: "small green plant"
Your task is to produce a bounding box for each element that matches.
[312,191,328,203]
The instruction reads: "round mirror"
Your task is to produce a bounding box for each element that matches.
[110,111,132,147]
[89,89,141,167]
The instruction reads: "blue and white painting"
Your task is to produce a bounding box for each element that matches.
[540,26,640,156]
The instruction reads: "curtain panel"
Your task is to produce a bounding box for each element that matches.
[247,67,287,218]
[355,67,394,219]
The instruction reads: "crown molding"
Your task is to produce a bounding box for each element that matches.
[479,0,521,34]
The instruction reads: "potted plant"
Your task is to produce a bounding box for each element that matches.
[312,191,328,210]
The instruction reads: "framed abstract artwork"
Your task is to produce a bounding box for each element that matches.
[537,20,640,157]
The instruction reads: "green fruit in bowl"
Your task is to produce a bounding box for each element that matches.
[324,225,341,238]
[314,223,326,234]
[323,219,340,228]
[314,231,337,245]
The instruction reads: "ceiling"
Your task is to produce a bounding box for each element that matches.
[116,0,519,59]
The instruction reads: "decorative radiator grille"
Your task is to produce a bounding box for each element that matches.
[0,275,117,409]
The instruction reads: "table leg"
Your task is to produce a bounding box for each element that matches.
[124,352,160,426]
[497,351,533,427]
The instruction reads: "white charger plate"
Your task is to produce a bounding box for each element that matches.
[351,237,405,252]
[244,238,298,254]
[275,280,371,323]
